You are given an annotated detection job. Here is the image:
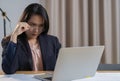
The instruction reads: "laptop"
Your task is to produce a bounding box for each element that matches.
[34,46,104,81]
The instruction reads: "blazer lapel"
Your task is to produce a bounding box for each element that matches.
[39,35,48,70]
[25,41,34,70]
[20,38,33,70]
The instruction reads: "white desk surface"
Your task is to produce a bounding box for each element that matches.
[0,71,120,81]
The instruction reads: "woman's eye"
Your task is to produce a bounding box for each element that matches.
[28,22,44,28]
[39,24,44,27]
[29,23,36,27]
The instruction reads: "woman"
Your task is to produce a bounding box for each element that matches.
[1,3,61,74]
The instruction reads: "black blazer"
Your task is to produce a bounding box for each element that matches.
[1,34,61,74]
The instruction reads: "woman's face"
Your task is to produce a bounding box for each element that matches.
[25,15,44,39]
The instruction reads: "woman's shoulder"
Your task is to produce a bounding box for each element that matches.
[39,34,60,44]
[40,34,61,48]
[40,34,58,39]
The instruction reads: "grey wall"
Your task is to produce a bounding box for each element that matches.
[0,0,46,70]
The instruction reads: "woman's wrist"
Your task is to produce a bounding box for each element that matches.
[10,33,18,43]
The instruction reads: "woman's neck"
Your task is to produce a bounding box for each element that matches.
[28,38,38,46]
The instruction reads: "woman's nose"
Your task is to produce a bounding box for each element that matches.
[33,27,39,33]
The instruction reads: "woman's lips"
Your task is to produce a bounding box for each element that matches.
[32,34,38,36]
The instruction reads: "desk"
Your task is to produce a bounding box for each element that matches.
[0,71,52,75]
[16,71,52,74]
[97,70,120,73]
[0,71,4,75]
[0,70,120,74]
[17,71,120,74]
[0,71,120,81]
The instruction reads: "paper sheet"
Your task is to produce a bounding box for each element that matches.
[0,74,41,81]
[73,72,120,81]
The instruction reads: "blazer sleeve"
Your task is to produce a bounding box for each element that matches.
[1,39,19,74]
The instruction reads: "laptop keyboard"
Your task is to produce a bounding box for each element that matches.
[34,72,53,81]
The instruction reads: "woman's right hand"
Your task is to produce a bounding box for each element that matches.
[10,22,30,43]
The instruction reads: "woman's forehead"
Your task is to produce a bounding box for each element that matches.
[28,15,44,24]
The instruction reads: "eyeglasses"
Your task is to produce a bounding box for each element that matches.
[27,22,44,28]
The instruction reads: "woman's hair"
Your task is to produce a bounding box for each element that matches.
[19,3,49,34]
